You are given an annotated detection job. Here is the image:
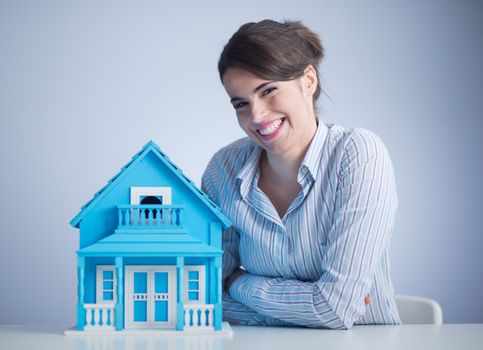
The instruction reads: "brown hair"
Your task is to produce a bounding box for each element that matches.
[218,19,325,102]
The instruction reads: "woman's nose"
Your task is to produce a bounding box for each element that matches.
[249,99,268,122]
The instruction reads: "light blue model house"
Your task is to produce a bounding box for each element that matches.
[70,141,231,333]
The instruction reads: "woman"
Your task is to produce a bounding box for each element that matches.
[201,19,400,329]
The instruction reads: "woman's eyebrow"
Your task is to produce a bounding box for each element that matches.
[230,82,273,103]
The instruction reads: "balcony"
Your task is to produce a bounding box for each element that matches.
[117,205,184,233]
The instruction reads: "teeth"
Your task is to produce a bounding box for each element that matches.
[259,119,283,136]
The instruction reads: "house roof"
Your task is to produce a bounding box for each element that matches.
[70,141,231,229]
[77,233,223,257]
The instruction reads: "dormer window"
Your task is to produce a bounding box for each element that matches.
[140,196,163,205]
[140,196,163,219]
[131,187,172,205]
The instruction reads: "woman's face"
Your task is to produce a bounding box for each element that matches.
[222,67,318,158]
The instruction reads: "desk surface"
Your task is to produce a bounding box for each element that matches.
[1,324,482,350]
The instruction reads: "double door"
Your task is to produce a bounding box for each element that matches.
[125,266,176,329]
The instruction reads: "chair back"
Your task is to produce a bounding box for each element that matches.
[395,295,443,325]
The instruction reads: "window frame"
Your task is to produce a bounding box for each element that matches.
[183,265,205,304]
[96,265,117,304]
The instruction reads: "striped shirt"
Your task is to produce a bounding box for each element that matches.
[201,121,400,329]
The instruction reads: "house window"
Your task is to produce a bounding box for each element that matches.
[130,187,172,205]
[96,266,116,304]
[188,271,199,301]
[184,266,205,304]
[140,196,162,219]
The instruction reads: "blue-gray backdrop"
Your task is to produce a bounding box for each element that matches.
[1,0,482,324]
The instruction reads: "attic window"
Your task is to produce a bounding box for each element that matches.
[130,187,172,206]
[140,196,162,219]
[140,196,163,205]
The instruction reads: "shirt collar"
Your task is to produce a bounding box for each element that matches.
[236,141,263,200]
[236,120,329,199]
[298,120,328,182]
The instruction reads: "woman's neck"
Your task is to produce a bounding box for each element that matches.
[262,150,303,183]
[263,118,319,183]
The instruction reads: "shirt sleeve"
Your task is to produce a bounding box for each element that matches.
[201,153,241,282]
[228,130,399,329]
[222,291,295,326]
[202,152,288,327]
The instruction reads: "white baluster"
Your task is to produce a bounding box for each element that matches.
[193,307,200,327]
[85,307,92,328]
[199,307,206,328]
[185,309,191,328]
[94,308,100,327]
[101,307,108,327]
[207,308,213,327]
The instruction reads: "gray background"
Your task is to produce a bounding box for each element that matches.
[1,0,482,325]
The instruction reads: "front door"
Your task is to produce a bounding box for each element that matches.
[125,266,177,329]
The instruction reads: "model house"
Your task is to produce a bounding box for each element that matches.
[69,141,231,333]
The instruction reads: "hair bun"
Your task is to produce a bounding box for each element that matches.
[284,20,324,64]
[218,19,325,102]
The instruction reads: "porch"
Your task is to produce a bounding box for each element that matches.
[82,303,216,331]
[76,254,223,332]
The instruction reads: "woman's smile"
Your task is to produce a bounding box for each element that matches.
[256,117,286,140]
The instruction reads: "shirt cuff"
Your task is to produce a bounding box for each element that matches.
[228,272,270,309]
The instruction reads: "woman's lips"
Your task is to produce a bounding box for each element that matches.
[257,118,285,141]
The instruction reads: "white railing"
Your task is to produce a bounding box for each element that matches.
[183,304,214,331]
[84,304,115,330]
[117,205,184,229]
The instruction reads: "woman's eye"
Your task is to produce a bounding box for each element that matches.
[262,87,276,96]
[233,101,248,110]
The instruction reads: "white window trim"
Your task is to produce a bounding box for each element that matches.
[130,187,172,205]
[124,265,177,329]
[96,265,116,304]
[183,265,206,304]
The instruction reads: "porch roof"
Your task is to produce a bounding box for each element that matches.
[77,233,223,257]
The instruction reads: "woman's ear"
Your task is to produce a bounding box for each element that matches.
[302,65,318,96]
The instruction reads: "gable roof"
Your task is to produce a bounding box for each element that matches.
[70,140,231,229]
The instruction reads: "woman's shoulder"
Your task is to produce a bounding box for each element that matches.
[215,136,257,156]
[326,124,389,156]
[202,137,259,184]
[324,124,393,178]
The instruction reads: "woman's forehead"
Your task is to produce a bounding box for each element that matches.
[223,68,270,94]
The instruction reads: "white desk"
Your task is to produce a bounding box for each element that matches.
[1,324,482,350]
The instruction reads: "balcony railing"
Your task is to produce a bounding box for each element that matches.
[117,205,184,229]
[183,304,214,331]
[84,304,115,331]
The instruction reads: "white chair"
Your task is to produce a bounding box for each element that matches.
[395,295,443,325]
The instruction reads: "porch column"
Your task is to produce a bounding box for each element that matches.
[115,256,124,331]
[214,256,222,331]
[176,256,184,331]
[76,256,85,330]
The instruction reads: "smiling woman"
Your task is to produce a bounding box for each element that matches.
[201,19,400,329]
